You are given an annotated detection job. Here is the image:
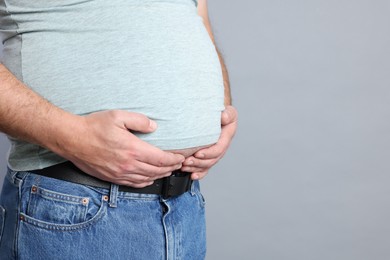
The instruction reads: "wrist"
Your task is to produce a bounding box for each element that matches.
[44,112,86,161]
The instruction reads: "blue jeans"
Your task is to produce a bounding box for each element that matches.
[0,168,206,260]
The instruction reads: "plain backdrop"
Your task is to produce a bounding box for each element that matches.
[2,1,390,259]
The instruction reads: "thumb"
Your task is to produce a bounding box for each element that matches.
[221,105,238,126]
[121,111,157,133]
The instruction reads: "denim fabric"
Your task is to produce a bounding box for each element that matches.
[0,168,206,260]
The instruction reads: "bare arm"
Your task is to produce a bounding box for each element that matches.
[0,64,184,187]
[0,64,78,152]
[197,0,232,105]
[181,0,238,178]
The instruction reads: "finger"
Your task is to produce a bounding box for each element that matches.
[111,166,175,187]
[221,105,238,126]
[116,170,162,183]
[113,168,172,186]
[193,141,227,160]
[193,123,236,160]
[182,166,207,173]
[114,175,151,185]
[125,159,182,178]
[131,138,185,167]
[191,170,208,180]
[114,179,155,188]
[119,110,158,133]
[183,157,216,169]
[183,156,195,166]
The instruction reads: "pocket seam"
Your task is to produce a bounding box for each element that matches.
[31,186,90,205]
[196,191,206,208]
[27,185,90,224]
[20,197,107,232]
[0,205,5,241]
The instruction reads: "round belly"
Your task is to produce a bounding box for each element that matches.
[4,0,225,152]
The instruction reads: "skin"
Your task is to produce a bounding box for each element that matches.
[0,0,237,187]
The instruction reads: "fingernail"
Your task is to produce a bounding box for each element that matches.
[149,120,157,130]
[186,160,194,165]
[223,111,229,120]
[197,153,205,158]
[175,154,185,162]
[192,174,199,180]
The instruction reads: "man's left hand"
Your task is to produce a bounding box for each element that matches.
[181,105,238,180]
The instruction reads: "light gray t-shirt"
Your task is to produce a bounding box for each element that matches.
[0,0,224,171]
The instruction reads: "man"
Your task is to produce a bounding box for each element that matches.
[0,0,237,259]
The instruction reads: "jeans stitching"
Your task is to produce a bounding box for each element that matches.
[19,197,107,231]
[0,205,5,242]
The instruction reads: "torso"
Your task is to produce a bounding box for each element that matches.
[1,0,224,170]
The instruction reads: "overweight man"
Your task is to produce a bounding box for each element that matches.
[0,0,237,259]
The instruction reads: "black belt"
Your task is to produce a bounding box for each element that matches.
[31,161,192,199]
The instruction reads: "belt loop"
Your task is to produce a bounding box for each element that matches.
[109,184,119,208]
[7,169,19,184]
[190,179,198,196]
[8,169,27,186]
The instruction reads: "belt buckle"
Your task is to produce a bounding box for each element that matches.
[161,171,192,199]
[162,175,174,199]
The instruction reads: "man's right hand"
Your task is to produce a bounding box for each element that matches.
[64,110,185,188]
[0,65,183,187]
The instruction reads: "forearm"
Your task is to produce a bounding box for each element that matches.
[216,49,232,106]
[0,64,82,157]
[197,0,232,106]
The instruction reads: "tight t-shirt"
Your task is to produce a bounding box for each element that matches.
[0,0,224,171]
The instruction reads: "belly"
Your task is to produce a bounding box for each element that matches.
[2,0,225,152]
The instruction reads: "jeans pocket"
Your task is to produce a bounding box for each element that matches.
[26,185,90,225]
[0,205,5,242]
[20,180,107,231]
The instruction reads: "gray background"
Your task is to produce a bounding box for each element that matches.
[1,0,390,259]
